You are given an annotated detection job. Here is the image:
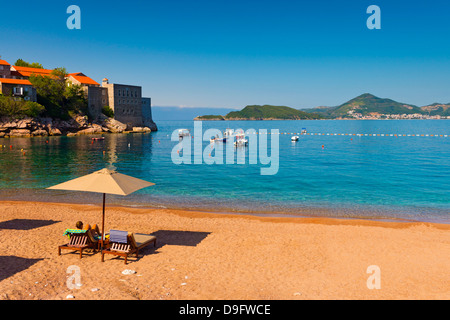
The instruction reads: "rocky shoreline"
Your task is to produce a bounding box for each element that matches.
[0,115,158,138]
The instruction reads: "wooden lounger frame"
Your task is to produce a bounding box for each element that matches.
[102,233,156,264]
[58,233,98,259]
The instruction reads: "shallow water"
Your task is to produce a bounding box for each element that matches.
[0,120,449,223]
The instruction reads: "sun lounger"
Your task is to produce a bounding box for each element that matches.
[58,229,99,259]
[101,229,156,264]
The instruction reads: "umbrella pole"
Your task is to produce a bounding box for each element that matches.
[101,193,106,251]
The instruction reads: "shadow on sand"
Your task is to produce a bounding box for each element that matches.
[0,256,44,282]
[152,230,211,248]
[0,219,59,231]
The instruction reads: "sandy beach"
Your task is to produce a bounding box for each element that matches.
[0,200,448,300]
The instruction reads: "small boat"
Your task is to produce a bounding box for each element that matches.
[234,133,248,146]
[210,134,226,143]
[91,137,105,141]
[291,135,299,141]
[178,129,190,138]
[301,128,307,134]
[224,128,234,139]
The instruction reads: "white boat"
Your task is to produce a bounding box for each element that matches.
[291,135,299,141]
[178,129,190,137]
[224,128,234,138]
[234,133,248,146]
[210,134,226,143]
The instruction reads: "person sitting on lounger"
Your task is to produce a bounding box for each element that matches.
[76,220,84,229]
[75,221,101,240]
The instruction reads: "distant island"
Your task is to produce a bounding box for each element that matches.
[195,93,450,120]
[194,105,325,121]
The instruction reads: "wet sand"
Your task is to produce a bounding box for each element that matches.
[0,200,449,300]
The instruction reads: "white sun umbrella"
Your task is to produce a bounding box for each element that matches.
[47,168,155,249]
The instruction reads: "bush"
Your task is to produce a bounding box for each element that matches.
[0,96,45,118]
[102,105,115,118]
[23,101,45,117]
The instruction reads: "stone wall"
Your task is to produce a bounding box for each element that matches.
[86,86,108,120]
[0,83,37,102]
[0,64,11,78]
[103,82,144,129]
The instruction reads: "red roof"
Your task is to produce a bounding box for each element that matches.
[12,65,54,78]
[3,66,99,86]
[0,78,32,85]
[68,73,99,86]
[0,60,10,66]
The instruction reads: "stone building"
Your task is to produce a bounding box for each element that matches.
[0,78,37,101]
[100,78,156,130]
[0,60,37,101]
[0,58,156,131]
[0,59,11,78]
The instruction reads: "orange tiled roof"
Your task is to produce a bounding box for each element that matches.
[12,66,54,78]
[68,73,99,86]
[0,78,32,85]
[0,60,11,66]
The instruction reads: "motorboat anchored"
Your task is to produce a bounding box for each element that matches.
[291,135,299,141]
[234,133,248,146]
[224,128,234,139]
[210,134,226,143]
[178,129,190,138]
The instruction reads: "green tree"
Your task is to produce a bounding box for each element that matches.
[102,105,115,118]
[29,67,88,119]
[14,59,44,69]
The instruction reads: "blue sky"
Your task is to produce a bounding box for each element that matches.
[1,0,450,108]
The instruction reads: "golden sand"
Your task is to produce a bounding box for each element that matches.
[0,200,448,300]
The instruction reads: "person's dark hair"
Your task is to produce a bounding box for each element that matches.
[75,221,83,229]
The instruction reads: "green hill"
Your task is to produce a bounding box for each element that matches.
[194,114,225,120]
[224,105,324,120]
[304,93,423,118]
[421,103,450,117]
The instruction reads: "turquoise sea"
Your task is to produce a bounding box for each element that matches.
[0,120,449,223]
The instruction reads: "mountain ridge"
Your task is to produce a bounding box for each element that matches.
[194,94,450,120]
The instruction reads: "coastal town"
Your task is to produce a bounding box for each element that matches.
[344,110,450,120]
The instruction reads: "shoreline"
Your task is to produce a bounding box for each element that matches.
[1,190,449,225]
[11,199,450,230]
[0,200,449,300]
[1,187,449,225]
